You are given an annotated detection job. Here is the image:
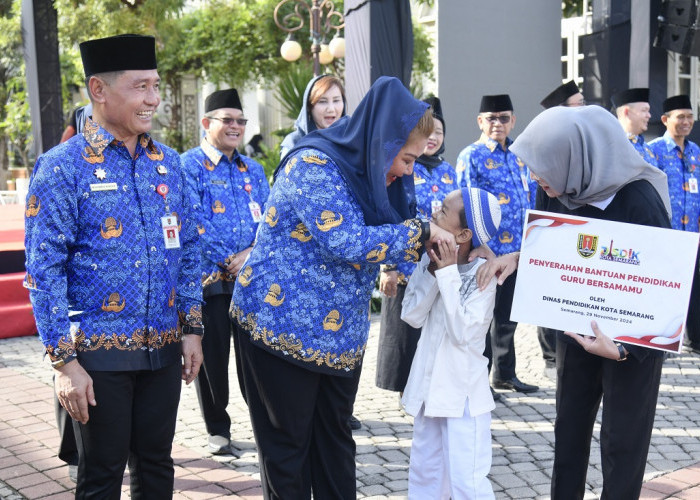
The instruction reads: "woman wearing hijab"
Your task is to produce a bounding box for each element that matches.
[231,77,455,499]
[280,74,346,158]
[477,105,672,499]
[376,96,458,395]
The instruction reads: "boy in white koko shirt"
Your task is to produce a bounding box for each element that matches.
[401,187,502,499]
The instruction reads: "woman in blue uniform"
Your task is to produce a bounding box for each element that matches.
[375,96,458,395]
[231,77,454,499]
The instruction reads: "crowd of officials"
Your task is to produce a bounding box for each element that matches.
[22,33,700,499]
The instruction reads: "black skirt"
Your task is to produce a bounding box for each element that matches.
[375,284,422,392]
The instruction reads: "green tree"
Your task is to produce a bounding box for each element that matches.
[0,0,31,170]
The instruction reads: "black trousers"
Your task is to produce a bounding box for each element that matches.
[537,327,557,368]
[194,293,246,438]
[73,363,181,500]
[375,284,421,393]
[552,340,663,500]
[54,380,78,466]
[485,273,518,381]
[236,321,360,500]
[684,252,700,349]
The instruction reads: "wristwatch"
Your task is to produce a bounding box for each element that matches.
[614,342,628,361]
[421,220,431,243]
[51,356,76,369]
[181,324,204,336]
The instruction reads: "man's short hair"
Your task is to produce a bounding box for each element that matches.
[84,71,124,101]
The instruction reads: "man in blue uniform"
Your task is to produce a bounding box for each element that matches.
[611,88,657,166]
[540,80,585,109]
[181,89,270,456]
[456,94,539,394]
[649,94,700,353]
[24,34,204,497]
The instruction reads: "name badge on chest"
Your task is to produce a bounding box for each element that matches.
[249,201,263,223]
[431,199,442,216]
[520,173,530,192]
[161,215,181,249]
[689,177,699,194]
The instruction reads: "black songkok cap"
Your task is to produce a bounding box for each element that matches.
[479,94,513,113]
[423,96,444,126]
[663,95,693,113]
[80,34,157,78]
[540,80,580,109]
[205,89,243,113]
[610,88,649,108]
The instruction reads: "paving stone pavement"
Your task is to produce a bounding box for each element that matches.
[1,317,700,499]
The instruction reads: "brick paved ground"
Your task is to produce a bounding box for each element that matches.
[1,318,699,499]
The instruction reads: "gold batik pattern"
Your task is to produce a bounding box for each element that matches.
[231,305,366,371]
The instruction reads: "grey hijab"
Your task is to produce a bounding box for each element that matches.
[509,105,671,217]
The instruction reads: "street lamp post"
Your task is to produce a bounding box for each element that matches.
[273,0,345,76]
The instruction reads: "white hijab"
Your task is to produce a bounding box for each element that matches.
[510,105,671,218]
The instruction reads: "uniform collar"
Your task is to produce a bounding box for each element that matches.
[627,132,644,144]
[200,137,240,165]
[81,117,154,156]
[662,130,687,152]
[478,134,511,153]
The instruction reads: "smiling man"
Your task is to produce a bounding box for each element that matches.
[456,94,539,397]
[181,89,269,457]
[611,87,657,166]
[649,94,700,354]
[24,34,203,497]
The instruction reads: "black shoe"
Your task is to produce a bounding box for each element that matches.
[208,435,240,457]
[490,387,503,403]
[348,415,362,430]
[493,377,539,393]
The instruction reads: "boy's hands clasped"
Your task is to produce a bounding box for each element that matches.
[429,238,457,270]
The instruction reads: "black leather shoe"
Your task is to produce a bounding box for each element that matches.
[208,435,241,457]
[493,377,539,393]
[348,415,362,430]
[490,387,503,403]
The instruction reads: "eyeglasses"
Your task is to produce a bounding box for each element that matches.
[209,116,248,126]
[563,99,586,107]
[482,114,512,124]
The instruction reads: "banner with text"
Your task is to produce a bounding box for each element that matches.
[511,210,699,353]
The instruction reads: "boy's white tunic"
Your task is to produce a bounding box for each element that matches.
[401,254,497,418]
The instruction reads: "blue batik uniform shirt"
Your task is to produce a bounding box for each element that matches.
[24,118,203,371]
[181,139,270,297]
[231,150,425,375]
[391,159,456,284]
[628,133,658,167]
[456,136,536,255]
[649,131,700,232]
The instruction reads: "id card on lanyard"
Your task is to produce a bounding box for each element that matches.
[157,184,181,248]
[245,182,263,222]
[161,214,181,249]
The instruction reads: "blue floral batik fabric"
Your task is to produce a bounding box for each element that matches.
[231,149,425,375]
[181,139,270,296]
[628,133,658,167]
[649,131,700,232]
[456,136,536,255]
[24,118,202,371]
